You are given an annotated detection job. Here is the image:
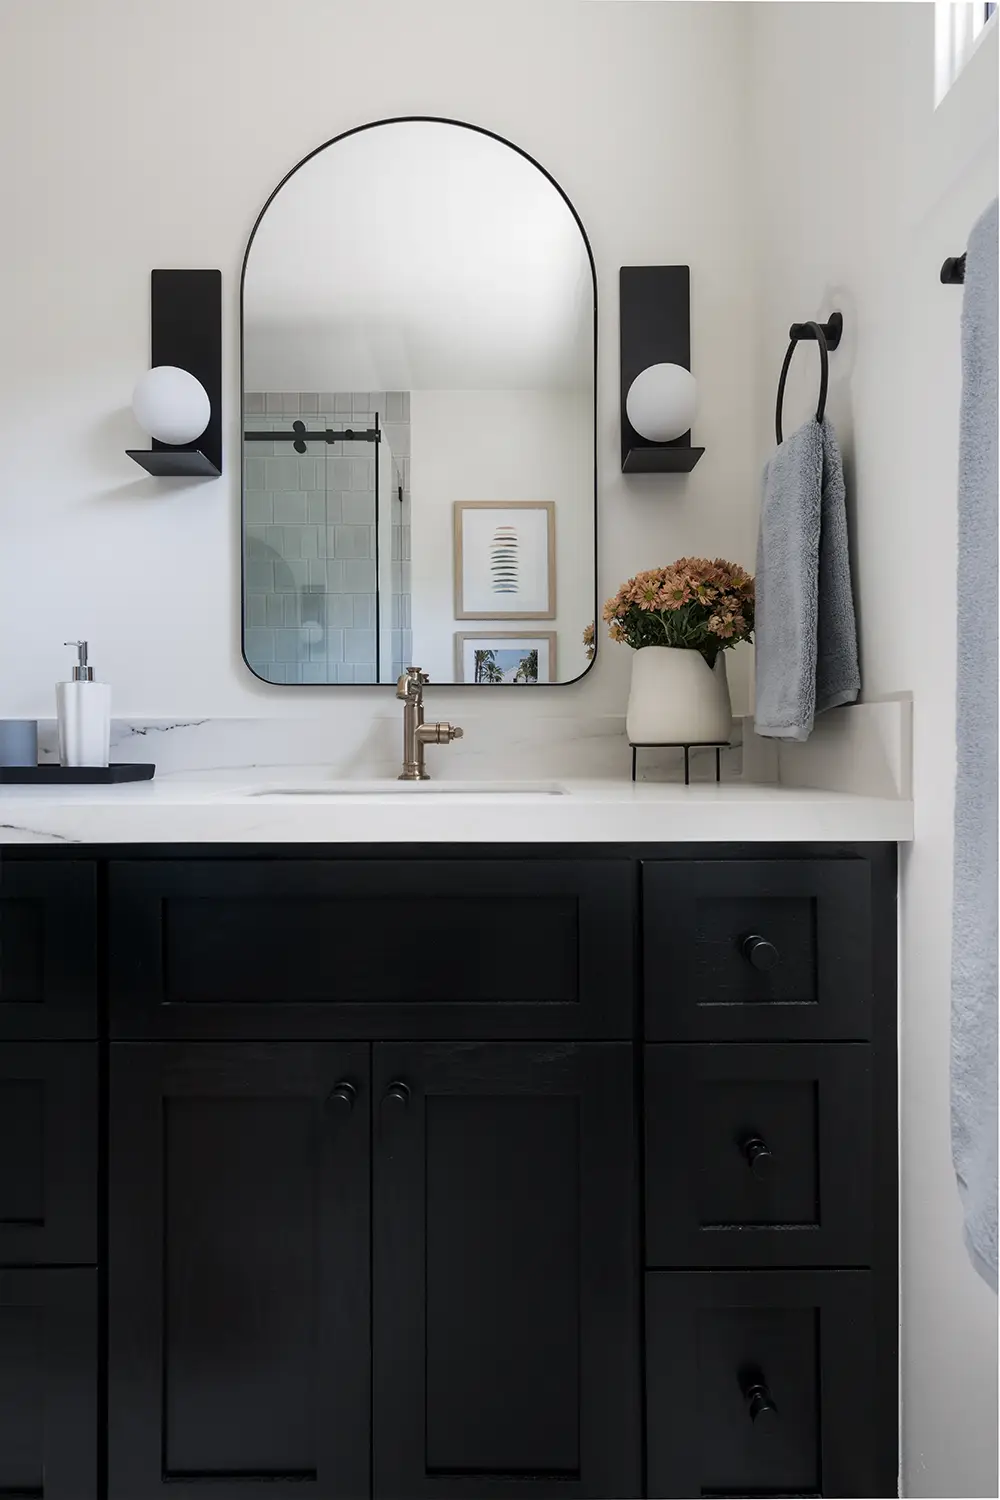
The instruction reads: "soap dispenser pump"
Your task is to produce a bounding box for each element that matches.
[56,641,111,767]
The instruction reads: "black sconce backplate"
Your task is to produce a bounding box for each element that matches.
[620,265,704,474]
[127,268,222,477]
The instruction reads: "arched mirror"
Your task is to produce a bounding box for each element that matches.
[241,118,596,686]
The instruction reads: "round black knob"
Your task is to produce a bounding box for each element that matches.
[741,1135,775,1178]
[745,1379,779,1425]
[383,1081,410,1109]
[742,934,780,971]
[328,1080,357,1111]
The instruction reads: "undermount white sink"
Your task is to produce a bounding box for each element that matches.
[249,781,568,799]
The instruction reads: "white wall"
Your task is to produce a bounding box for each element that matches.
[410,390,593,682]
[750,7,998,1496]
[0,0,758,725]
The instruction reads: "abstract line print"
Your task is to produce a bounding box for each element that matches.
[490,526,519,594]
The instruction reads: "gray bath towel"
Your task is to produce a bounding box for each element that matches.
[952,198,998,1292]
[754,417,860,740]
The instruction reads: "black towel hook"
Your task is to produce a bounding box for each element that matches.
[775,311,843,446]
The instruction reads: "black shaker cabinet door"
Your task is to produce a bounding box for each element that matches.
[0,1268,98,1498]
[108,1043,370,1500]
[0,1043,97,1264]
[646,1270,889,1499]
[372,1042,640,1500]
[0,861,97,1038]
[108,859,634,1040]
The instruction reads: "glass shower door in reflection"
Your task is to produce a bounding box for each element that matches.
[243,396,380,684]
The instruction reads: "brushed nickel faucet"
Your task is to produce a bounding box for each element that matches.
[396,668,463,781]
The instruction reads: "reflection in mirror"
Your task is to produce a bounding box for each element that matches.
[242,119,596,685]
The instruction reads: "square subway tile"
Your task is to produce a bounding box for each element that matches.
[274,492,308,525]
[344,628,376,664]
[334,525,372,560]
[326,595,354,629]
[265,594,284,628]
[344,561,376,592]
[275,629,302,663]
[245,491,274,525]
[265,456,302,491]
[244,628,275,662]
[301,662,331,683]
[353,595,375,628]
[342,492,374,525]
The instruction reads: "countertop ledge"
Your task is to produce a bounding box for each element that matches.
[0,776,914,844]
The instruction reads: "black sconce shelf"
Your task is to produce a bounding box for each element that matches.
[620,265,704,475]
[126,448,220,478]
[127,268,223,477]
[622,443,705,475]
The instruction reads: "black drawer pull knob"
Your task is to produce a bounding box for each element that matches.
[742,934,780,971]
[328,1080,357,1111]
[383,1081,411,1109]
[741,1369,779,1425]
[741,1135,775,1177]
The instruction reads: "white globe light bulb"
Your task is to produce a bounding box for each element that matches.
[626,362,698,443]
[132,365,211,446]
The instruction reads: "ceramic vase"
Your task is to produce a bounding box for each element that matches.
[625,646,732,745]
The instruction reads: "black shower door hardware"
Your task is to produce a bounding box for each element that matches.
[243,420,381,454]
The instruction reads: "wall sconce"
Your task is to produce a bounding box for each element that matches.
[127,269,222,477]
[620,266,704,473]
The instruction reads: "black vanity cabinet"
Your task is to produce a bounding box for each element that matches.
[0,859,99,1499]
[0,844,897,1500]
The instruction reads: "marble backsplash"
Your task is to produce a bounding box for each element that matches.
[29,714,762,785]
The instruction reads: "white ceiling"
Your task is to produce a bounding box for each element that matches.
[243,120,595,394]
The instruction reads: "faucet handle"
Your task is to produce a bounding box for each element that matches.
[396,666,428,701]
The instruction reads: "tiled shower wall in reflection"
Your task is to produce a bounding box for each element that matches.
[243,393,410,684]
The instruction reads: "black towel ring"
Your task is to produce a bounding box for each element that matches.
[775,312,842,445]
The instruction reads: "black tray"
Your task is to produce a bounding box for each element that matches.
[0,764,155,784]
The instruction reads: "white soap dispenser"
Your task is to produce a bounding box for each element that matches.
[56,641,111,768]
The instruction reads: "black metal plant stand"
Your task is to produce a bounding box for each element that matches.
[630,741,730,785]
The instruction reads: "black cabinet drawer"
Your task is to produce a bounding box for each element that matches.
[646,1270,890,1498]
[0,1268,98,1497]
[0,1044,97,1264]
[109,860,634,1039]
[645,1043,873,1267]
[643,859,873,1039]
[0,862,97,1038]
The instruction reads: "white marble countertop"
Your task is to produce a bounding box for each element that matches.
[0,773,914,845]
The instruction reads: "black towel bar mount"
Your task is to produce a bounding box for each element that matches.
[941,254,966,284]
[775,311,843,446]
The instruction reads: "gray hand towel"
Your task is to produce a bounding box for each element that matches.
[754,416,860,740]
[952,197,998,1292]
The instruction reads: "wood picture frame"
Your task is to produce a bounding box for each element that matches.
[454,632,558,684]
[453,502,556,620]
